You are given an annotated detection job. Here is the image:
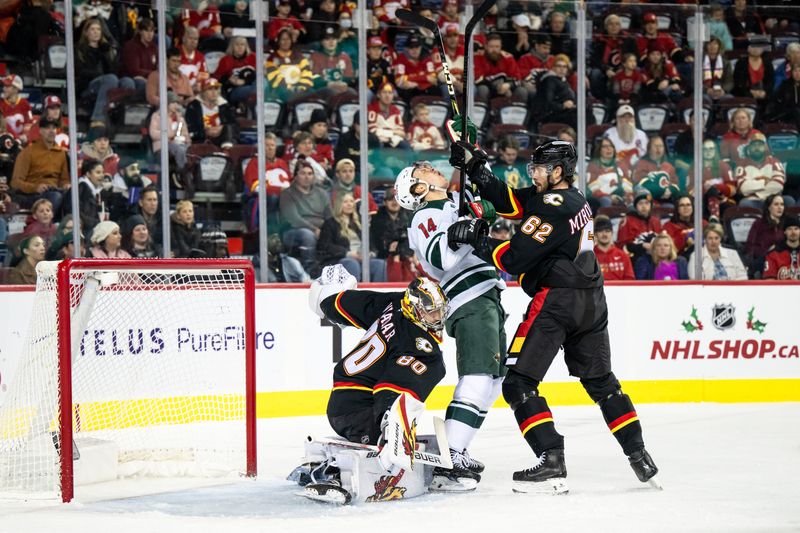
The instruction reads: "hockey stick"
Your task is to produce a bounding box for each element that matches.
[458,0,496,217]
[396,9,460,119]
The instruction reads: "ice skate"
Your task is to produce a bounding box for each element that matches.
[430,449,481,492]
[286,462,320,486]
[460,448,485,474]
[512,448,569,495]
[628,448,662,489]
[299,482,353,505]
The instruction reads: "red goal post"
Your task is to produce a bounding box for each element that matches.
[1,258,257,503]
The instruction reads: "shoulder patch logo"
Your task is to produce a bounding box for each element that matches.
[415,337,433,353]
[543,193,564,206]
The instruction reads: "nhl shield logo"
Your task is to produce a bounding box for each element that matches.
[712,304,736,330]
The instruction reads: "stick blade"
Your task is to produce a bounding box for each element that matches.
[396,8,439,32]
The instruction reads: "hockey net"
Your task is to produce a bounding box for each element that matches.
[0,259,257,502]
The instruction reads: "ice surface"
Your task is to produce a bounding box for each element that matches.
[2,403,799,533]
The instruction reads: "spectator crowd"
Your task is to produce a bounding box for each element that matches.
[0,0,798,283]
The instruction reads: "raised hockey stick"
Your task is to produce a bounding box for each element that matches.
[458,0,496,217]
[396,9,460,118]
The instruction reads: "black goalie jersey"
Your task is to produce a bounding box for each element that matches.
[320,290,446,439]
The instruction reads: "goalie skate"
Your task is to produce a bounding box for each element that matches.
[299,483,353,505]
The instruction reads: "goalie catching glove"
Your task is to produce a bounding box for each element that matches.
[308,264,358,319]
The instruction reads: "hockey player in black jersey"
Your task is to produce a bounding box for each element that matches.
[448,140,660,493]
[320,276,449,445]
[295,266,454,503]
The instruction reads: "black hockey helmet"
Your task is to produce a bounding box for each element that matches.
[528,140,577,184]
[401,277,449,332]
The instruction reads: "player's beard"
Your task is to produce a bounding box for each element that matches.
[618,122,635,143]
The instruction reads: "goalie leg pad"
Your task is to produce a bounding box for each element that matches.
[378,393,425,472]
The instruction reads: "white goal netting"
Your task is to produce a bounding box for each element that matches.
[0,260,254,500]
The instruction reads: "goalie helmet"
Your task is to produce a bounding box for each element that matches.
[401,277,449,332]
[528,140,577,186]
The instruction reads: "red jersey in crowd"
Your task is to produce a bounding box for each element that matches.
[690,160,735,197]
[244,156,291,196]
[617,212,662,250]
[179,47,207,86]
[720,127,762,161]
[595,245,635,280]
[181,5,222,39]
[474,49,521,83]
[267,16,304,42]
[214,52,256,84]
[612,68,644,101]
[641,58,681,86]
[0,95,32,139]
[663,219,707,256]
[636,33,680,61]
[518,53,554,81]
[394,53,437,91]
[586,159,632,201]
[763,244,800,280]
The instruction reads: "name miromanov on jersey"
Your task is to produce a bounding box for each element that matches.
[569,203,593,235]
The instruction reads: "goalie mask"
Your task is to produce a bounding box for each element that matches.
[394,161,448,211]
[527,140,577,189]
[401,277,449,332]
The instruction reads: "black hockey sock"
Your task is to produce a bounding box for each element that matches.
[512,394,564,456]
[599,390,645,456]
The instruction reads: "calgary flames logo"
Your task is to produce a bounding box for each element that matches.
[366,470,407,502]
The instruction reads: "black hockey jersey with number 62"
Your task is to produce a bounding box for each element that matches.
[475,179,603,296]
[320,290,446,418]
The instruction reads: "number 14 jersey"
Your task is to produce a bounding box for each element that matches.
[408,193,505,315]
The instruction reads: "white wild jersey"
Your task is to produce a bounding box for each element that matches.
[408,193,505,315]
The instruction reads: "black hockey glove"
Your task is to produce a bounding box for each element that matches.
[458,141,496,190]
[447,218,489,251]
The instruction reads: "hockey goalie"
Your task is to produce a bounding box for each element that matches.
[288,265,454,504]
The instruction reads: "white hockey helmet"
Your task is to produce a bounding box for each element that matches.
[394,161,438,211]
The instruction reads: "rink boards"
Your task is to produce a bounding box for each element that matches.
[0,282,798,417]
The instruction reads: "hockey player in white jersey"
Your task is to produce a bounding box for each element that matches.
[394,160,507,491]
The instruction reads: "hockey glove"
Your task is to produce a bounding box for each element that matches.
[447,218,489,250]
[446,115,478,168]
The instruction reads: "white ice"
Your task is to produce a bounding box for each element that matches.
[2,402,799,533]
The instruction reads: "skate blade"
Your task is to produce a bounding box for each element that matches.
[646,475,663,490]
[298,483,352,505]
[429,475,479,493]
[512,477,569,495]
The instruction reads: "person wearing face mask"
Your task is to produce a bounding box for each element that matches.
[88,220,131,259]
